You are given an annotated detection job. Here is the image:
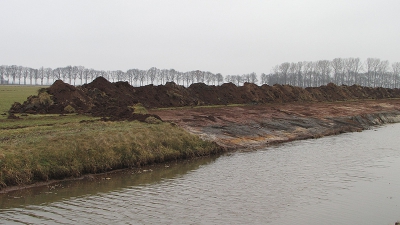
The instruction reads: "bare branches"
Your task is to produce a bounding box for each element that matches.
[1,57,399,88]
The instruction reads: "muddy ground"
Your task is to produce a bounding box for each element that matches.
[150,99,400,149]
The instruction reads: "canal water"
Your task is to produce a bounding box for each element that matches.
[1,123,400,224]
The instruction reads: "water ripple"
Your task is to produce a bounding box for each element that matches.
[1,124,400,224]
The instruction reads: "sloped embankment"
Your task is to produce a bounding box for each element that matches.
[150,100,400,149]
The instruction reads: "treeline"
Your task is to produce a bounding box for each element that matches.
[262,58,400,88]
[0,65,227,86]
[1,57,399,88]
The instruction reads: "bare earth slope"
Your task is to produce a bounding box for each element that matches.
[150,100,400,149]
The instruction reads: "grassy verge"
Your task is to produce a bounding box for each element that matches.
[0,117,222,188]
[0,85,223,189]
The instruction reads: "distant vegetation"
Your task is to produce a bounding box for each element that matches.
[1,57,399,88]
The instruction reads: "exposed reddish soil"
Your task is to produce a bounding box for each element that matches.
[150,99,400,149]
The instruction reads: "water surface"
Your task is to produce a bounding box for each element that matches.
[1,124,400,224]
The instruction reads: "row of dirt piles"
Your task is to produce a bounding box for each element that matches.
[9,77,161,121]
[134,81,400,107]
[9,77,400,119]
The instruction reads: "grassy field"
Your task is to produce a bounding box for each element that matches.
[0,85,48,116]
[0,85,222,189]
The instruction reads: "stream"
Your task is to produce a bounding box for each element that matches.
[1,123,400,224]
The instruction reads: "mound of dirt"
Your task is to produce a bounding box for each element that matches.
[9,77,400,121]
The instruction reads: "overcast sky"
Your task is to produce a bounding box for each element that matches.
[1,0,399,75]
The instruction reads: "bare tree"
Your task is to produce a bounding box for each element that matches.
[279,62,290,84]
[226,75,234,84]
[38,67,45,85]
[260,73,268,85]
[241,74,250,83]
[295,62,303,87]
[7,65,18,84]
[302,61,314,87]
[249,72,258,84]
[44,68,53,85]
[29,68,37,85]
[16,66,23,84]
[21,67,30,85]
[138,70,146,86]
[344,58,353,85]
[192,70,201,83]
[392,62,400,88]
[378,60,389,87]
[288,63,297,86]
[216,73,224,85]
[126,69,135,85]
[53,68,62,81]
[365,58,378,87]
[176,71,184,85]
[204,71,214,85]
[71,66,80,85]
[83,68,93,83]
[0,65,8,84]
[147,67,158,85]
[76,66,85,85]
[315,60,331,86]
[331,58,344,85]
[233,75,242,86]
[115,70,125,81]
[182,72,190,87]
[64,65,72,84]
[352,58,363,85]
[99,70,108,80]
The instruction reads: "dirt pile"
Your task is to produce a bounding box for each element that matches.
[9,77,400,120]
[9,77,159,122]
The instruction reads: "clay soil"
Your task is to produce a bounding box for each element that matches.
[150,99,400,149]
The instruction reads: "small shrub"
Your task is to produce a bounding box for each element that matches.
[64,105,76,113]
[37,88,48,94]
[131,103,148,114]
[145,116,162,124]
[38,92,54,105]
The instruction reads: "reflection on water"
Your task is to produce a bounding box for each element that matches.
[1,124,400,224]
[0,156,219,209]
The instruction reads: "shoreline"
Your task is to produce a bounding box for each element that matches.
[2,99,400,193]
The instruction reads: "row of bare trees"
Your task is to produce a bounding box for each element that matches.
[0,65,228,87]
[262,58,400,88]
[225,73,258,86]
[1,58,399,88]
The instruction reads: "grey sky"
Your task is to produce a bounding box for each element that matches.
[1,0,399,75]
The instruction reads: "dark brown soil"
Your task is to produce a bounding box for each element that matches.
[9,77,400,122]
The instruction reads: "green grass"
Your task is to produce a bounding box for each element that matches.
[0,85,48,115]
[0,86,223,189]
[0,114,98,130]
[0,119,221,188]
